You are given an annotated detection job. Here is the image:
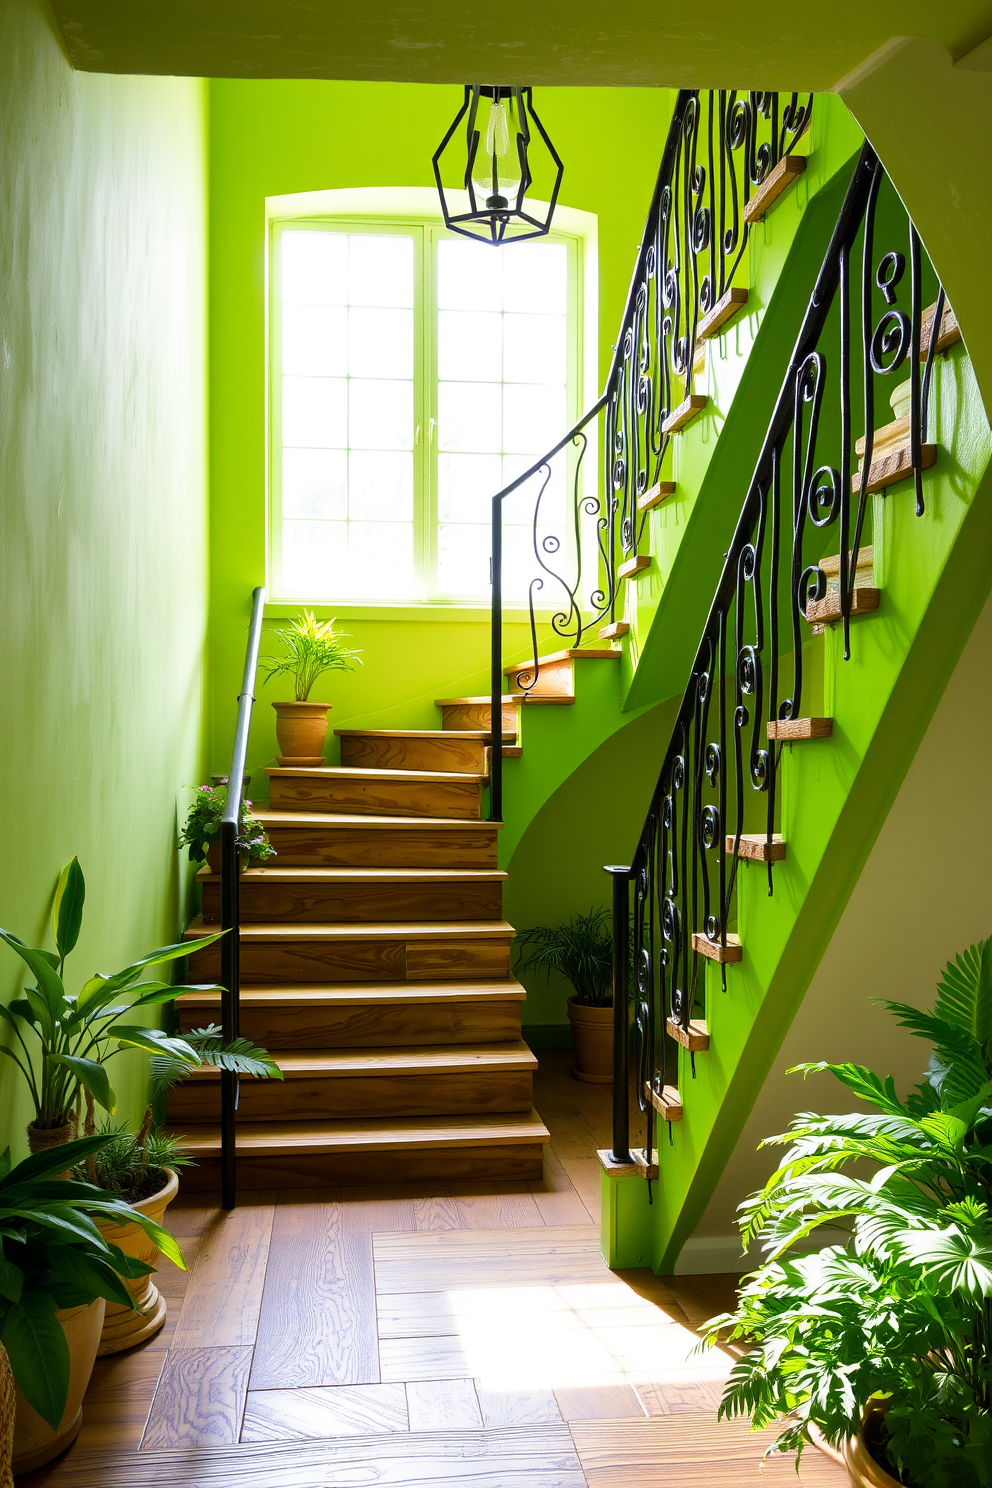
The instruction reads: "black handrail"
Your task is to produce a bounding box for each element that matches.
[488,88,813,823]
[220,584,266,1210]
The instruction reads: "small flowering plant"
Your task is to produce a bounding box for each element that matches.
[179,784,276,866]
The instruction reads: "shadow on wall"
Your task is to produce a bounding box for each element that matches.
[506,697,679,1037]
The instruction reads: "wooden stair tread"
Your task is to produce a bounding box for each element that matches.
[185,1040,538,1079]
[253,809,501,830]
[436,692,575,707]
[502,648,619,676]
[265,764,486,784]
[196,865,508,883]
[175,979,527,1007]
[172,1110,551,1156]
[691,931,742,964]
[184,917,515,943]
[335,728,517,742]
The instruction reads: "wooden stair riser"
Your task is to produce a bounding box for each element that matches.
[176,1142,545,1190]
[201,877,503,925]
[504,655,572,697]
[338,733,489,774]
[258,822,499,869]
[169,1068,534,1123]
[187,934,514,985]
[269,774,482,821]
[438,701,519,734]
[176,996,524,1049]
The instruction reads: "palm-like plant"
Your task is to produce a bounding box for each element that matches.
[699,938,992,1488]
[259,610,362,701]
[514,908,613,1006]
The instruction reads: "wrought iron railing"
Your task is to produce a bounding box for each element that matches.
[489,88,813,820]
[219,584,266,1209]
[606,142,950,1170]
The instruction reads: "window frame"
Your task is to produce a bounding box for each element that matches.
[266,188,598,617]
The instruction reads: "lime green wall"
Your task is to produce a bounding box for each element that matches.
[207,80,671,786]
[0,0,208,1150]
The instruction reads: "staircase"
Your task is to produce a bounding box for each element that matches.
[175,702,558,1189]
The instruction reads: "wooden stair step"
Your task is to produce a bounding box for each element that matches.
[697,284,748,340]
[617,554,651,580]
[666,1018,710,1051]
[598,621,630,640]
[252,809,501,869]
[170,1111,551,1190]
[645,1082,683,1121]
[766,717,833,742]
[435,698,520,733]
[691,932,742,964]
[502,648,618,700]
[176,979,526,1048]
[168,1041,537,1123]
[335,728,516,775]
[199,864,507,925]
[184,917,516,985]
[805,586,880,627]
[743,152,806,224]
[637,481,675,512]
[266,765,484,821]
[725,834,786,863]
[661,394,707,435]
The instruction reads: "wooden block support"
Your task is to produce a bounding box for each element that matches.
[805,587,880,627]
[691,932,742,964]
[743,153,806,224]
[617,554,651,581]
[597,1147,659,1180]
[697,286,749,341]
[818,546,873,579]
[661,394,707,436]
[726,833,786,863]
[665,1018,710,1052]
[919,300,960,360]
[598,621,630,640]
[645,1083,683,1121]
[637,481,676,512]
[767,717,833,741]
[853,441,936,495]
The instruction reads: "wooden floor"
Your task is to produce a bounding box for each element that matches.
[23,1052,845,1486]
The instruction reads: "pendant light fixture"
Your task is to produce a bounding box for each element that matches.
[432,86,564,246]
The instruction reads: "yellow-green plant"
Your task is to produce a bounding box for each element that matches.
[259,610,362,701]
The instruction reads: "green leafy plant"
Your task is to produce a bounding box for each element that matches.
[515,908,613,1007]
[699,937,992,1488]
[178,784,276,866]
[0,1133,185,1430]
[259,610,362,701]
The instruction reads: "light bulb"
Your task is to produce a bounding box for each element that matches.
[471,94,523,211]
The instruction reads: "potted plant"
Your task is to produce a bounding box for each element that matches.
[515,908,614,1082]
[179,783,276,874]
[699,936,992,1488]
[259,610,362,765]
[0,859,282,1354]
[0,1133,185,1475]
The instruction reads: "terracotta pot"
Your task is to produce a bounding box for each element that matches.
[566,998,614,1084]
[272,700,331,766]
[841,1409,903,1488]
[11,1299,105,1475]
[204,844,245,876]
[93,1168,179,1356]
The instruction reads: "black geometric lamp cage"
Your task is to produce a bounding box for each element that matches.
[432,85,564,246]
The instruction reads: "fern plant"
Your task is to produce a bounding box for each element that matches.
[514,908,613,1006]
[259,610,362,701]
[699,937,992,1488]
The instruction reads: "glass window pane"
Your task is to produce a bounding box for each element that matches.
[502,457,567,527]
[282,519,349,595]
[438,381,503,453]
[283,449,347,519]
[282,377,348,448]
[437,523,490,596]
[438,453,503,523]
[282,304,347,377]
[438,310,502,382]
[349,307,413,380]
[503,524,566,599]
[503,382,567,454]
[437,239,502,311]
[348,521,415,595]
[503,242,567,314]
[349,451,413,521]
[348,235,414,308]
[503,313,567,384]
[281,231,348,306]
[349,379,413,451]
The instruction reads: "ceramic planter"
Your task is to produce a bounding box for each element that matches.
[11,1299,105,1475]
[205,844,245,876]
[93,1168,179,1355]
[272,700,330,765]
[566,997,613,1084]
[812,1408,903,1488]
